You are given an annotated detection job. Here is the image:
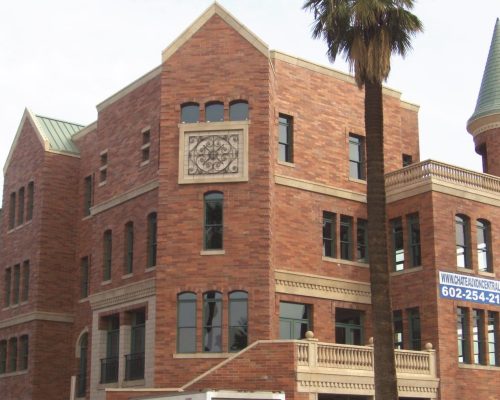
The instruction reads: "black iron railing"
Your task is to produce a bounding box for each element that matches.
[124,352,145,381]
[100,356,118,383]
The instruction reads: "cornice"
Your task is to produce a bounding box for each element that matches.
[0,311,74,329]
[89,278,155,310]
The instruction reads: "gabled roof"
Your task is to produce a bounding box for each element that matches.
[3,109,84,174]
[161,2,269,63]
[468,18,500,134]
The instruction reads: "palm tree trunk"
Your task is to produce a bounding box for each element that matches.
[365,80,398,399]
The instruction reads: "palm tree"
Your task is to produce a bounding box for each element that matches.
[303,1,422,399]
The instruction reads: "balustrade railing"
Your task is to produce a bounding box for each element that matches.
[385,159,500,193]
[100,356,119,384]
[125,352,145,381]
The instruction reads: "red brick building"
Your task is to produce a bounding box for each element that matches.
[1,5,499,400]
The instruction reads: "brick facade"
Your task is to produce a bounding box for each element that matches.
[1,4,499,400]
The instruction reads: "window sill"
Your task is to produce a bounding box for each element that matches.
[145,266,156,272]
[98,180,107,187]
[277,160,295,168]
[7,220,32,234]
[322,256,369,268]
[122,273,133,280]
[458,363,500,371]
[101,279,112,286]
[140,160,150,167]
[456,267,474,274]
[478,271,495,277]
[122,378,145,387]
[82,214,92,221]
[0,369,28,378]
[200,250,225,256]
[348,177,367,184]
[173,352,231,359]
[391,266,423,276]
[78,297,89,303]
[98,382,118,390]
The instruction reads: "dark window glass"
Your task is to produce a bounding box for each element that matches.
[21,260,29,302]
[205,102,224,122]
[142,130,151,162]
[9,192,16,229]
[473,309,486,364]
[229,101,249,121]
[19,335,28,370]
[4,268,11,307]
[408,214,421,267]
[203,292,222,352]
[340,215,353,260]
[17,187,25,225]
[81,257,89,298]
[177,292,197,353]
[477,219,492,272]
[103,230,112,281]
[322,211,336,258]
[26,182,34,221]
[124,222,134,274]
[100,315,119,383]
[456,215,471,268]
[487,311,499,366]
[13,264,20,305]
[408,307,421,350]
[77,333,88,397]
[83,176,93,216]
[393,310,403,349]
[335,308,363,345]
[204,192,223,250]
[229,291,248,351]
[181,103,200,123]
[278,114,293,163]
[349,134,365,180]
[402,153,413,167]
[8,338,17,372]
[391,218,404,271]
[100,152,108,183]
[0,340,7,374]
[457,307,470,363]
[126,310,146,381]
[147,213,157,268]
[279,302,311,339]
[356,219,368,262]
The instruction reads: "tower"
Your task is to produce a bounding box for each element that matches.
[467,18,500,175]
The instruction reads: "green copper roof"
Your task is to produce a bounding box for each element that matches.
[35,115,84,154]
[469,18,500,123]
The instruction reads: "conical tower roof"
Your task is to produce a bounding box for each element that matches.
[467,18,500,135]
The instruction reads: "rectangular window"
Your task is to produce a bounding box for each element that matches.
[204,193,223,250]
[349,134,365,180]
[408,307,421,350]
[340,215,353,260]
[473,309,486,364]
[100,315,119,383]
[17,187,25,225]
[103,230,112,281]
[0,340,6,374]
[393,310,403,349]
[80,257,89,298]
[402,153,413,167]
[21,260,29,302]
[4,268,11,307]
[8,338,17,372]
[322,211,336,258]
[9,192,16,230]
[99,151,108,183]
[147,213,157,268]
[125,310,145,381]
[356,219,368,262]
[124,222,134,274]
[203,292,222,352]
[278,114,293,163]
[228,292,248,352]
[487,311,498,366]
[457,307,470,363]
[392,218,405,271]
[141,129,151,163]
[408,213,421,267]
[83,176,93,216]
[279,302,311,340]
[13,264,20,305]
[456,215,471,268]
[335,308,364,345]
[477,220,492,272]
[26,182,34,221]
[177,293,197,353]
[19,335,28,370]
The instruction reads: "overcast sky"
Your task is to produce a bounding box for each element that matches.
[1,0,499,203]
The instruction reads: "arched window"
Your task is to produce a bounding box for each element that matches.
[203,291,222,352]
[103,230,113,280]
[147,213,157,268]
[455,215,471,268]
[177,292,197,353]
[229,100,248,121]
[77,333,88,397]
[477,219,492,272]
[204,192,223,250]
[205,101,224,122]
[181,102,200,123]
[124,222,134,274]
[228,291,248,351]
